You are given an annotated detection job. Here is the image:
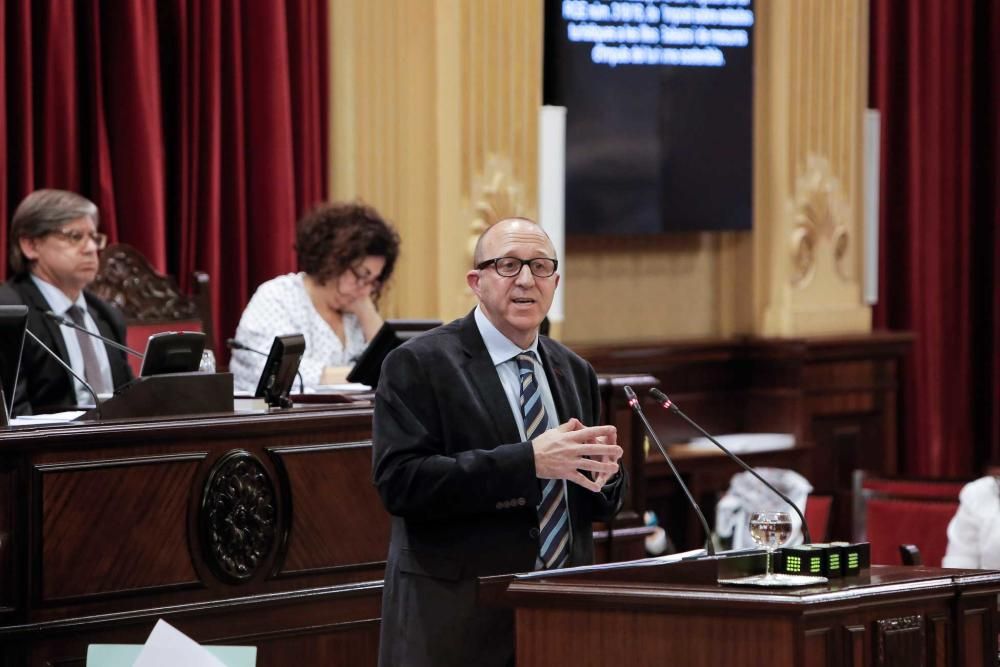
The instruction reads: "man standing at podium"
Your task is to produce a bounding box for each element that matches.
[372,217,625,666]
[0,189,132,414]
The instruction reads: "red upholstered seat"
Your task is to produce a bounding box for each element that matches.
[804,495,833,543]
[89,244,214,375]
[853,471,965,566]
[860,478,966,500]
[865,498,958,566]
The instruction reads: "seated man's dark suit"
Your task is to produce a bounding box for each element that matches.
[372,311,625,667]
[0,274,133,414]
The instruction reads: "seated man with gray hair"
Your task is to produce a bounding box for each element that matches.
[0,189,132,414]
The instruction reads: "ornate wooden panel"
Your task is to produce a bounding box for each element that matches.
[269,442,390,576]
[0,406,385,667]
[36,454,204,601]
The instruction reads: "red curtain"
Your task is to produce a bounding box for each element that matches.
[871,0,1000,476]
[0,0,328,356]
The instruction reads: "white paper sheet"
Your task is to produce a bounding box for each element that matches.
[132,620,228,667]
[10,411,85,425]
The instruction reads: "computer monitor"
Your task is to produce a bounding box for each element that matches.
[0,305,29,424]
[346,319,442,389]
[254,334,306,408]
[138,331,206,377]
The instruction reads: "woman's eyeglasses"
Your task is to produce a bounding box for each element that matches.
[348,265,381,289]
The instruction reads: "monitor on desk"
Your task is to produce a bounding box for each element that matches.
[138,331,206,377]
[347,319,442,389]
[0,305,29,424]
[254,334,306,408]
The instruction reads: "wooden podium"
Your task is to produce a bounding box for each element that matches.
[497,557,1000,667]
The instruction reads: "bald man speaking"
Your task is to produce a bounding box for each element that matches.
[372,217,626,666]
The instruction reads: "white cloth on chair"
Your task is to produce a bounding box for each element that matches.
[715,467,813,549]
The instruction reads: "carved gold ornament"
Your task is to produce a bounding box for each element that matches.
[789,156,851,287]
[466,155,529,266]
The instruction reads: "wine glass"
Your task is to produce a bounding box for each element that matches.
[748,510,793,581]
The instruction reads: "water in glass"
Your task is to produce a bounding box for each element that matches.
[748,510,793,580]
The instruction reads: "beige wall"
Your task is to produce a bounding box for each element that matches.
[330,0,871,344]
[329,0,541,323]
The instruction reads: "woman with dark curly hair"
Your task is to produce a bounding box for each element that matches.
[230,201,400,393]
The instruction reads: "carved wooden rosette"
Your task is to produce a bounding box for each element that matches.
[90,244,199,321]
[789,155,852,289]
[199,450,278,583]
[876,615,925,665]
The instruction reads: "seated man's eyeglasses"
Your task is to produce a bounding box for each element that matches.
[476,257,558,278]
[48,229,108,250]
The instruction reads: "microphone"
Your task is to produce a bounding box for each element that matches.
[648,388,812,544]
[43,310,143,358]
[226,338,259,353]
[227,338,305,394]
[624,385,716,556]
[23,328,102,419]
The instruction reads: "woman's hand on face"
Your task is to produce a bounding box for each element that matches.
[343,293,385,342]
[342,294,378,318]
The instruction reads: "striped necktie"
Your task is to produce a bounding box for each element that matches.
[516,352,570,569]
[66,305,112,395]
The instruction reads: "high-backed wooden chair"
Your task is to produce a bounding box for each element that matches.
[89,244,214,375]
[852,470,965,566]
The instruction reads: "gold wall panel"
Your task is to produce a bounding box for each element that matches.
[329,0,541,323]
[329,0,870,343]
[755,0,871,336]
[564,0,872,343]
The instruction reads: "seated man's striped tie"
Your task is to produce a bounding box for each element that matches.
[516,352,570,569]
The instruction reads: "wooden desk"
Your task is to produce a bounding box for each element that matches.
[506,562,1000,666]
[0,395,647,665]
[575,332,914,542]
[0,405,386,666]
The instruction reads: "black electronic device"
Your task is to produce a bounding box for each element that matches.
[346,319,441,389]
[254,334,306,408]
[138,331,206,377]
[0,305,29,424]
[227,337,305,394]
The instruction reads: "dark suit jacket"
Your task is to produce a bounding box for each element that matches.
[0,274,133,415]
[372,311,625,667]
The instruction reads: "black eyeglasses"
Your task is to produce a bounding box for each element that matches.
[348,265,381,288]
[48,229,108,250]
[476,256,558,278]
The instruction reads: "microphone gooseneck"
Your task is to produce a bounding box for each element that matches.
[648,387,812,544]
[44,310,144,359]
[227,337,306,395]
[624,385,716,556]
[24,328,102,419]
[226,338,262,354]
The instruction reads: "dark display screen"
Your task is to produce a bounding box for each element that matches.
[545,0,755,234]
